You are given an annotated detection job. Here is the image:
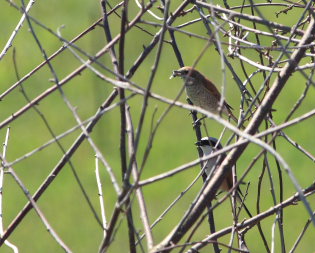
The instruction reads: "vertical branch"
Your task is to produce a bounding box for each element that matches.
[168,4,222,250]
[125,0,171,179]
[101,1,136,251]
[118,0,128,185]
[271,217,277,253]
[101,0,120,71]
[228,164,238,253]
[126,107,154,250]
[118,1,136,252]
[168,5,221,251]
[0,128,18,253]
[256,159,271,252]
[95,155,108,238]
[271,140,286,252]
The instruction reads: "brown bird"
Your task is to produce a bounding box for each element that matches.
[170,66,238,123]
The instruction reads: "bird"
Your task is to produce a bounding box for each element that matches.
[195,137,252,216]
[195,137,233,193]
[170,66,239,124]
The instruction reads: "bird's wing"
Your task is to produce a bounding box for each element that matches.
[203,78,222,101]
[203,77,239,123]
[203,78,234,111]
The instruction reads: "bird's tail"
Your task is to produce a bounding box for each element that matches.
[229,112,239,124]
[223,102,245,129]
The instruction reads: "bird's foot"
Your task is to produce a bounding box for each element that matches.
[192,116,206,128]
[192,119,202,129]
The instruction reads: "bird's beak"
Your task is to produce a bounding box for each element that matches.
[195,141,201,147]
[169,70,181,79]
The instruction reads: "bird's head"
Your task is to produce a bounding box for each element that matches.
[170,66,202,84]
[195,137,222,155]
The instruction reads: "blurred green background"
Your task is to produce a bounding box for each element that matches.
[0,0,315,252]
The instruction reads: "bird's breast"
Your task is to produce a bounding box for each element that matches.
[185,83,219,113]
[203,157,231,192]
[204,158,217,176]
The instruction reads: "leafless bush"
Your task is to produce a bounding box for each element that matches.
[0,0,315,252]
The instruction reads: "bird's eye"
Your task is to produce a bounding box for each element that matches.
[200,140,209,146]
[182,70,189,75]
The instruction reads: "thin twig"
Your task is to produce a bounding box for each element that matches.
[0,0,35,60]
[187,184,315,252]
[1,156,72,252]
[0,128,18,252]
[0,90,118,247]
[126,107,154,250]
[1,0,123,100]
[95,155,107,237]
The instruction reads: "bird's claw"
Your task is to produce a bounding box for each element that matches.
[192,116,207,128]
[192,118,202,128]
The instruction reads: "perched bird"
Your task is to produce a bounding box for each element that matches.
[195,137,233,193]
[195,137,251,216]
[170,66,238,123]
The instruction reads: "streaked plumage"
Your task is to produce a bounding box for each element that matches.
[171,66,238,123]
